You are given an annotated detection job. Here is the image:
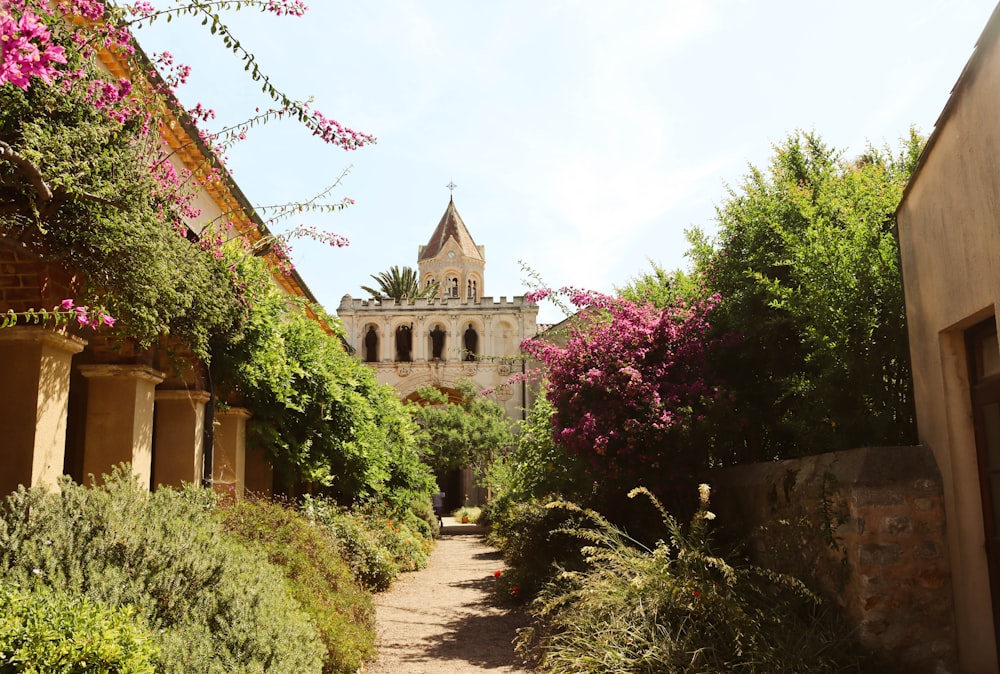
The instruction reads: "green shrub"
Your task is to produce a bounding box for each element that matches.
[303,496,434,591]
[304,497,397,591]
[486,496,589,603]
[0,468,324,674]
[483,389,589,509]
[375,512,434,573]
[519,486,875,673]
[219,499,376,674]
[0,584,158,673]
[409,497,439,539]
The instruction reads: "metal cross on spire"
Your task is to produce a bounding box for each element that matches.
[446,180,457,196]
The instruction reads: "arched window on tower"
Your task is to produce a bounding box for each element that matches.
[448,276,459,298]
[467,279,477,300]
[463,324,478,361]
[395,324,413,362]
[430,325,446,360]
[364,325,379,362]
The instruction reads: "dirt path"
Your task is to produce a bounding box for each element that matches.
[358,517,534,673]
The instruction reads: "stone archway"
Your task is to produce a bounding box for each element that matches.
[403,385,464,406]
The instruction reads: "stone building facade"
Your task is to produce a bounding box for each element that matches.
[337,198,539,506]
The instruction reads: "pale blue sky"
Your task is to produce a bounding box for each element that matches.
[138,1,998,324]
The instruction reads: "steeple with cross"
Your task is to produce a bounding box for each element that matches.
[417,185,485,301]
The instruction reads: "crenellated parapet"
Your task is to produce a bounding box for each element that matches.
[338,294,538,311]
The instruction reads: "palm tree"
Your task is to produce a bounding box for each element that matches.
[361,265,439,302]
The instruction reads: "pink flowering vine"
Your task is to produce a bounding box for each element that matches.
[1,299,115,330]
[3,0,369,293]
[522,288,727,491]
[0,5,67,89]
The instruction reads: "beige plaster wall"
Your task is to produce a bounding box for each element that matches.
[896,21,1000,672]
[213,407,251,498]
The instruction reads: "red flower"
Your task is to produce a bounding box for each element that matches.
[493,570,502,579]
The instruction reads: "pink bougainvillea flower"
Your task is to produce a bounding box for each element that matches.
[524,289,551,303]
[0,9,67,90]
[60,298,74,310]
[521,287,726,493]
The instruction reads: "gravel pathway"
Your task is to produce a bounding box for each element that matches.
[358,517,534,673]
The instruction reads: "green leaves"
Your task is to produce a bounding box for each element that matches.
[212,262,432,504]
[691,128,922,460]
[407,381,514,476]
[0,585,158,674]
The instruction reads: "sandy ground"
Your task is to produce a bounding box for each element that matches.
[358,517,535,673]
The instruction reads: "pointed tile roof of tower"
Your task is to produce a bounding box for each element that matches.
[419,197,484,262]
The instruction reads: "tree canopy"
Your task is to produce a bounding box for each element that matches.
[683,129,922,461]
[406,383,514,478]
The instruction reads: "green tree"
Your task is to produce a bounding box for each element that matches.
[616,260,698,310]
[213,255,433,505]
[361,265,438,302]
[407,382,514,478]
[484,385,587,504]
[689,129,921,462]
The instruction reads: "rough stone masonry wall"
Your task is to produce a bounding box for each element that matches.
[708,446,956,673]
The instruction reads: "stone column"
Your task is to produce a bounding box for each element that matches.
[0,328,86,496]
[213,407,251,498]
[79,364,164,488]
[153,389,210,489]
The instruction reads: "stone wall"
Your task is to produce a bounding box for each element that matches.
[709,446,956,673]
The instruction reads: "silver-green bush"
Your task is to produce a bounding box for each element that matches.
[0,468,324,674]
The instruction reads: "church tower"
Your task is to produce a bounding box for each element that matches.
[337,194,540,507]
[417,197,485,302]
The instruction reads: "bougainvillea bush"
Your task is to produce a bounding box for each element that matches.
[521,288,727,506]
[0,0,369,355]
